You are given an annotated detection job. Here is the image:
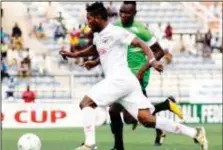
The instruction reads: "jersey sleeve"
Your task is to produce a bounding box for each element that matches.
[147,36,157,46]
[139,26,155,42]
[140,26,157,46]
[118,27,136,45]
[137,22,157,44]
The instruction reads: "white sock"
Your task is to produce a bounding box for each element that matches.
[156,117,197,138]
[82,107,96,146]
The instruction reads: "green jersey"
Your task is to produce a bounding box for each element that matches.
[115,20,153,70]
[114,20,154,91]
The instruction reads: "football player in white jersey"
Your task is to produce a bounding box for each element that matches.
[59,2,208,150]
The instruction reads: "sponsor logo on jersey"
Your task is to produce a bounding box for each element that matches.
[98,36,113,45]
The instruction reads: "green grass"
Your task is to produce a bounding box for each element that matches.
[2,124,222,150]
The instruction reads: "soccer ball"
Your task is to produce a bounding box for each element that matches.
[17,133,41,150]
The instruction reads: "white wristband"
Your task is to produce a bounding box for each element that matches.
[149,58,156,65]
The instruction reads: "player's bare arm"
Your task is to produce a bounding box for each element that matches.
[130,37,163,72]
[150,42,165,61]
[59,45,97,58]
[137,42,165,81]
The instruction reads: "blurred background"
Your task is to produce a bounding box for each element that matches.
[1,1,222,150]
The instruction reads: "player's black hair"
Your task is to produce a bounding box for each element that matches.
[86,2,108,20]
[123,1,137,12]
[123,1,136,6]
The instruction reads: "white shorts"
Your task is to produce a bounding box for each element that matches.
[87,76,154,119]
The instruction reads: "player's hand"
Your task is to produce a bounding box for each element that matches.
[59,50,78,58]
[151,60,163,72]
[84,61,97,70]
[59,50,68,56]
[59,50,68,60]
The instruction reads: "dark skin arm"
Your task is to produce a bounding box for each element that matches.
[137,42,165,81]
[59,45,98,58]
[130,37,163,76]
[150,42,165,61]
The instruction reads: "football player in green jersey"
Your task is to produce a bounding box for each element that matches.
[108,2,183,149]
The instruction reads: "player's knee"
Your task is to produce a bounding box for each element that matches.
[79,96,97,109]
[138,110,156,128]
[79,102,85,109]
[139,116,156,128]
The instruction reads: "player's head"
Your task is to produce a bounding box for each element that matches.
[86,2,108,32]
[119,1,137,26]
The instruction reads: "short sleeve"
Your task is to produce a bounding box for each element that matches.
[118,27,136,45]
[147,36,157,47]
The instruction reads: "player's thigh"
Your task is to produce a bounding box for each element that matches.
[137,109,156,127]
[87,79,128,107]
[120,89,154,120]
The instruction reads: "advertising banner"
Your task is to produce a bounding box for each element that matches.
[1,103,107,128]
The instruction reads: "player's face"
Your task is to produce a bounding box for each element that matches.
[87,13,100,32]
[119,4,136,25]
[87,13,96,31]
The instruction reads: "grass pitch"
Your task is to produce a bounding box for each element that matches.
[2,124,222,150]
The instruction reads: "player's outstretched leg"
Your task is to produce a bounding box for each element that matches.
[152,96,183,146]
[109,103,125,150]
[137,109,208,150]
[75,96,98,150]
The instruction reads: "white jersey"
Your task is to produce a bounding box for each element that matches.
[93,24,136,78]
[88,25,154,118]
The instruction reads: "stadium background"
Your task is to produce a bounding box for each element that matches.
[1,2,222,150]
